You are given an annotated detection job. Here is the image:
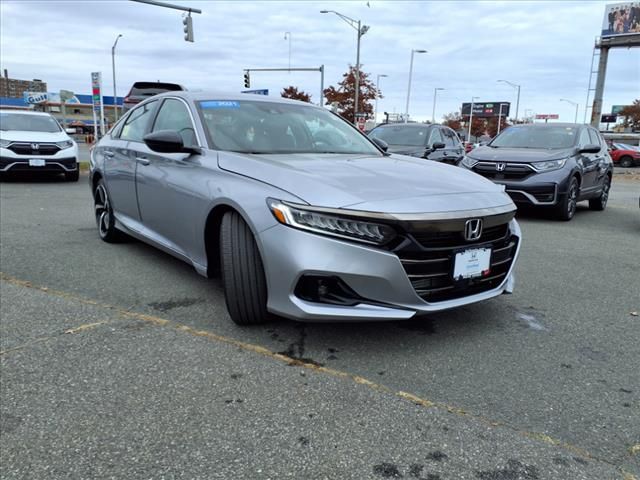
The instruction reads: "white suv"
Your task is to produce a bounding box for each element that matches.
[0,109,79,181]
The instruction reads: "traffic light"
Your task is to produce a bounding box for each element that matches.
[243,71,251,88]
[183,13,194,42]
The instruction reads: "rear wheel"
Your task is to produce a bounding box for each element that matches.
[619,156,633,168]
[554,176,579,221]
[589,175,611,211]
[220,211,269,325]
[94,180,122,242]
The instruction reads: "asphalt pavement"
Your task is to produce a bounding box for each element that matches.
[1,173,639,479]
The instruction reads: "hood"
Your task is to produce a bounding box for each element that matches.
[386,144,426,157]
[0,130,70,143]
[218,152,512,213]
[468,145,575,163]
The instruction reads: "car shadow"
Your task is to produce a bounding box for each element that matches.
[0,172,71,183]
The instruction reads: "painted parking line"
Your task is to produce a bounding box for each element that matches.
[0,271,633,475]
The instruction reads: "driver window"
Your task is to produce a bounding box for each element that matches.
[152,98,197,147]
[428,128,443,145]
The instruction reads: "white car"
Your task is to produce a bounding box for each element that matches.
[0,109,79,181]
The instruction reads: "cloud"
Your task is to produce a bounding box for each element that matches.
[0,0,638,122]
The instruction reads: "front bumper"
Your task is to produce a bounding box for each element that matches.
[259,219,521,322]
[0,156,78,173]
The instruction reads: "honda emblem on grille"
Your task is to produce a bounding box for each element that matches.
[31,143,39,150]
[495,162,506,172]
[464,219,483,241]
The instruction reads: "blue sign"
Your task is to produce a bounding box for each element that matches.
[242,89,269,95]
[201,100,240,109]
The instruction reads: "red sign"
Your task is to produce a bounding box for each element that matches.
[535,114,559,120]
[357,117,366,132]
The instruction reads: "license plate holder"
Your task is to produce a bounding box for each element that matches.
[453,247,491,280]
[29,159,46,167]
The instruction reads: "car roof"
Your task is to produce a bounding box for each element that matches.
[0,109,53,117]
[150,90,323,108]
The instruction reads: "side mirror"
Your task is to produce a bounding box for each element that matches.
[431,142,446,150]
[579,144,600,154]
[371,137,388,152]
[143,130,200,154]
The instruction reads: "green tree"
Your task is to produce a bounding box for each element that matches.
[281,86,312,103]
[323,65,379,123]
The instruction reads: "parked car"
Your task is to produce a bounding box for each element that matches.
[460,123,613,221]
[368,123,464,164]
[90,92,521,325]
[608,143,640,167]
[0,109,79,181]
[122,81,185,111]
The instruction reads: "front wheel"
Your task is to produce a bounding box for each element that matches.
[589,176,611,211]
[94,180,123,242]
[554,176,579,221]
[220,211,269,325]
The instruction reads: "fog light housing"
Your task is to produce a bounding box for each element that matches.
[294,275,362,306]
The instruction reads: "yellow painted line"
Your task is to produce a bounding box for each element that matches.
[631,444,640,456]
[64,321,109,334]
[0,272,620,467]
[623,472,638,480]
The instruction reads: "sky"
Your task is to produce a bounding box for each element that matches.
[0,0,638,123]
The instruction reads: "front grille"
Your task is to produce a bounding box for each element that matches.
[472,162,533,180]
[0,156,76,172]
[7,143,60,156]
[396,222,517,303]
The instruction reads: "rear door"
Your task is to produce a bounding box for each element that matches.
[104,99,159,223]
[132,97,203,256]
[588,128,609,187]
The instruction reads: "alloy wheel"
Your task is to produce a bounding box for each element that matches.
[567,180,578,218]
[94,184,111,238]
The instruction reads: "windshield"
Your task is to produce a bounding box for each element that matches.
[0,112,61,133]
[370,125,430,146]
[490,125,578,149]
[197,100,380,155]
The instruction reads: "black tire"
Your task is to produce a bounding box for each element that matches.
[589,175,611,211]
[619,156,633,168]
[554,176,579,221]
[94,179,122,242]
[65,169,80,182]
[220,211,269,325]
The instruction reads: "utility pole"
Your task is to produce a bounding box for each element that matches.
[111,34,123,122]
[432,87,444,124]
[467,96,479,143]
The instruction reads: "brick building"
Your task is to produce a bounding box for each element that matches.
[0,70,47,98]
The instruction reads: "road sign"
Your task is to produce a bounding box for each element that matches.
[611,105,629,115]
[356,116,366,132]
[601,114,617,123]
[535,114,559,120]
[91,72,105,138]
[241,89,268,95]
[461,102,510,118]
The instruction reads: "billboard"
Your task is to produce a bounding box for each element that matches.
[461,102,510,118]
[611,104,630,114]
[535,114,559,120]
[602,2,640,38]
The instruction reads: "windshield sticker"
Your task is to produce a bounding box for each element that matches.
[201,101,240,109]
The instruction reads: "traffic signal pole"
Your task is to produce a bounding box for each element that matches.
[243,67,325,107]
[130,0,201,41]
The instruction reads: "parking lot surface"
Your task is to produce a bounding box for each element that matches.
[1,174,639,479]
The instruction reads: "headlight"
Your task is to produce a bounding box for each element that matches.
[530,158,567,172]
[461,156,478,168]
[0,139,11,148]
[56,140,74,149]
[267,199,396,245]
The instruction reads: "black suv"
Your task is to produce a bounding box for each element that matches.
[123,82,185,111]
[460,123,613,221]
[368,123,464,165]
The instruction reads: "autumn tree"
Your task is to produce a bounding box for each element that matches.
[486,116,511,137]
[281,86,312,103]
[619,99,640,131]
[442,112,462,131]
[464,117,486,141]
[323,65,380,123]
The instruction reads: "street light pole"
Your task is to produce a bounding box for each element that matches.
[404,49,427,123]
[560,98,579,123]
[467,96,480,143]
[320,10,369,123]
[284,32,291,71]
[432,87,444,124]
[375,74,388,123]
[497,79,520,122]
[111,34,123,122]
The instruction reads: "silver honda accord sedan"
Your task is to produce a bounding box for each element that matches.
[90,92,521,325]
